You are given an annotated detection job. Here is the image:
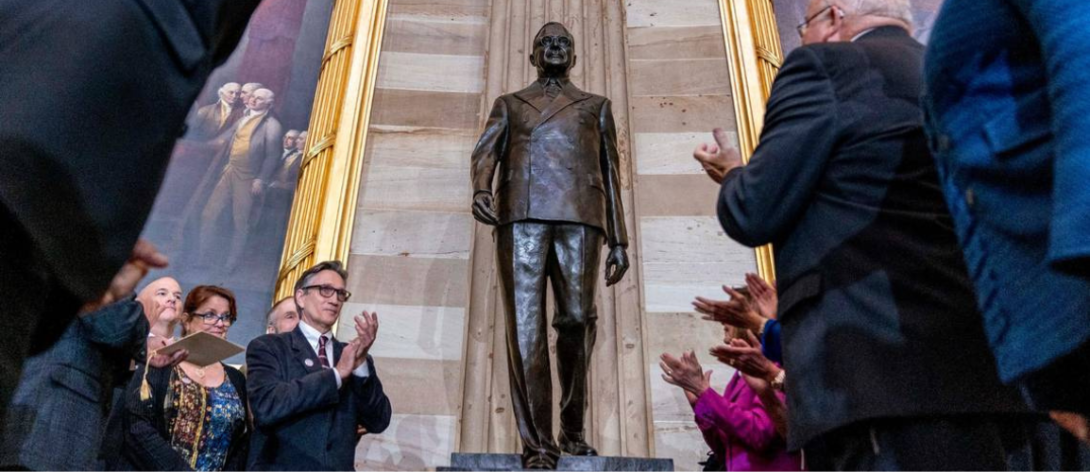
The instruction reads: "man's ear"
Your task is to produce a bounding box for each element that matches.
[570,54,577,69]
[529,53,538,68]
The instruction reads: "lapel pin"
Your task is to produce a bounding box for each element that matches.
[304,359,314,367]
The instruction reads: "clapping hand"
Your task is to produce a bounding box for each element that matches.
[693,285,767,331]
[692,128,743,184]
[710,330,779,382]
[660,351,711,399]
[336,311,379,380]
[353,311,379,361]
[744,273,777,319]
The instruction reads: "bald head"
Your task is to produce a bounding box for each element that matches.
[266,297,300,334]
[137,277,182,327]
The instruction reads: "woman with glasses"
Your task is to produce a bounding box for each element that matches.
[113,285,250,471]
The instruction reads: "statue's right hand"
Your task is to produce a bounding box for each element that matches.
[472,192,500,226]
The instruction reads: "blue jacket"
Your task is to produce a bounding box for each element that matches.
[923,0,1090,383]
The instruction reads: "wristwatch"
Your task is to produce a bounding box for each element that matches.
[770,369,786,392]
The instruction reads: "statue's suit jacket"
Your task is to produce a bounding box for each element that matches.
[471,79,628,247]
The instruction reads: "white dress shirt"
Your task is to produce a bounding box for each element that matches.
[298,321,369,389]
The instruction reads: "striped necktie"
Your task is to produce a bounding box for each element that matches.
[317,335,330,368]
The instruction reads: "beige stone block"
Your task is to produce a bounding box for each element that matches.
[654,421,712,472]
[626,0,723,27]
[367,127,476,170]
[639,216,757,312]
[627,26,726,60]
[635,174,721,217]
[634,131,736,175]
[377,52,485,93]
[629,58,731,97]
[382,16,488,56]
[629,96,735,134]
[346,254,469,308]
[388,0,489,19]
[358,163,470,212]
[337,302,466,362]
[356,414,457,471]
[367,358,463,416]
[371,89,483,130]
[350,210,473,259]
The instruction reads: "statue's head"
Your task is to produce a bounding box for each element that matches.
[530,22,576,78]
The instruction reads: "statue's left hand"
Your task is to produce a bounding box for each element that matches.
[605,246,629,286]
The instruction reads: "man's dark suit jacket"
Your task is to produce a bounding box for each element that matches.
[0,0,259,305]
[0,299,147,470]
[471,78,628,247]
[716,27,1027,449]
[246,326,392,471]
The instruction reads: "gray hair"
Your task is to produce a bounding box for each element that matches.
[293,260,349,294]
[840,0,913,27]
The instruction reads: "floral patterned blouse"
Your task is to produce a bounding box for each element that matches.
[167,366,246,471]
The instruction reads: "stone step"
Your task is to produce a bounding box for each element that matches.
[439,452,674,471]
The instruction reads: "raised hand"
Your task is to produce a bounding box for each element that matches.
[744,273,777,319]
[660,351,711,398]
[710,330,779,382]
[81,238,169,315]
[692,128,743,184]
[605,246,629,286]
[693,285,766,331]
[335,339,363,380]
[471,192,499,226]
[353,311,379,361]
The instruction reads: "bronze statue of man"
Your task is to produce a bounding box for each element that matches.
[470,22,629,470]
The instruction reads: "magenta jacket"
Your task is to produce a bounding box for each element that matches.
[693,372,803,471]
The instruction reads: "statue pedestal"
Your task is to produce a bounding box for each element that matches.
[439,453,674,471]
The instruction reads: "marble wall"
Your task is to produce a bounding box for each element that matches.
[342,0,490,469]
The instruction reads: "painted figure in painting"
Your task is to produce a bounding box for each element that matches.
[470,22,629,470]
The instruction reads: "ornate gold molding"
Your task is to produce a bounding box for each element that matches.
[719,0,784,282]
[274,0,390,301]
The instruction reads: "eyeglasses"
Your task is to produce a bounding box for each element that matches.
[194,312,235,325]
[797,4,835,37]
[303,284,352,302]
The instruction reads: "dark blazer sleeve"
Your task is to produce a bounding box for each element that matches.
[1007,0,1090,274]
[246,335,341,428]
[80,298,146,351]
[348,356,392,434]
[717,47,839,246]
[470,97,510,195]
[122,365,194,471]
[599,98,629,247]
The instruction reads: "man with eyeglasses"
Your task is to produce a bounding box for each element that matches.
[246,260,392,471]
[693,0,1030,469]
